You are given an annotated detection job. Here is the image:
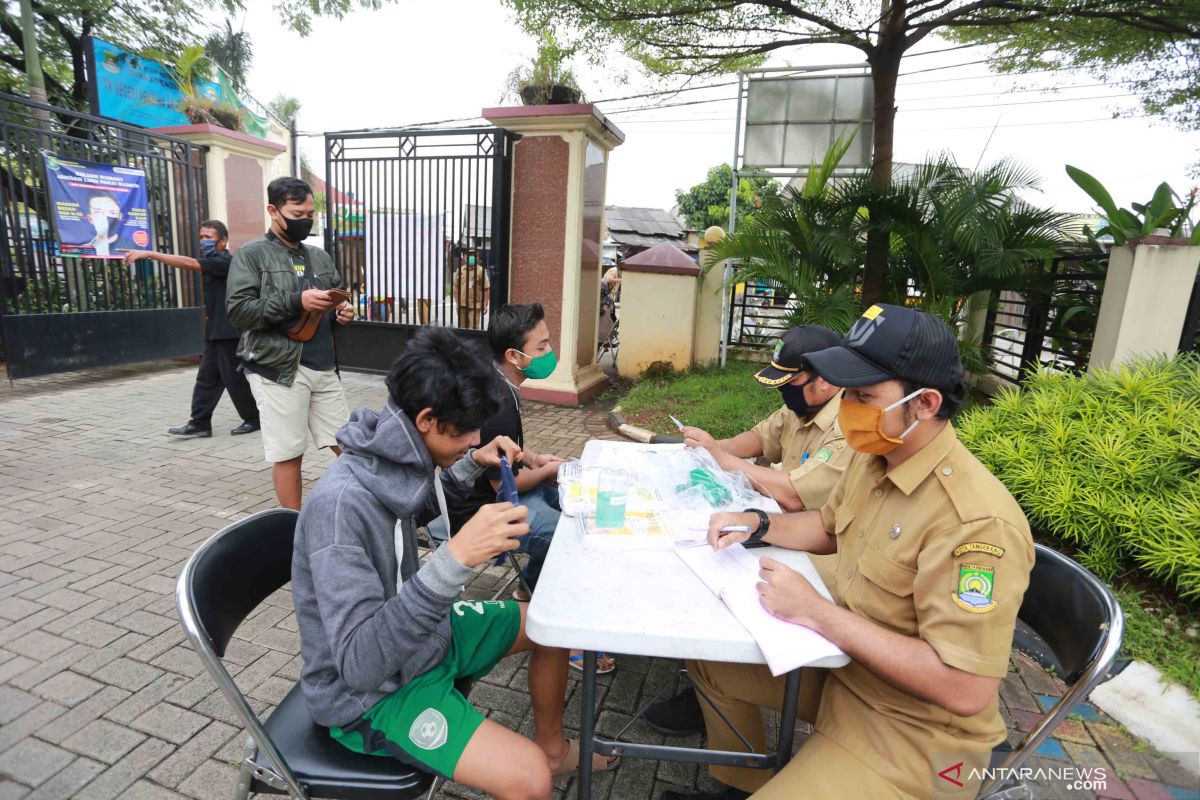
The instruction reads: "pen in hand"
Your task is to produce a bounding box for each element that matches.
[668,414,685,431]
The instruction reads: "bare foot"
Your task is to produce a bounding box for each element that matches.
[569,650,616,672]
[545,739,619,776]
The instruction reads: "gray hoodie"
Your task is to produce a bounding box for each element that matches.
[292,400,482,727]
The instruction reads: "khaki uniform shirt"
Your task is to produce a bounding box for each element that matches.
[815,423,1034,798]
[452,264,490,309]
[751,391,853,510]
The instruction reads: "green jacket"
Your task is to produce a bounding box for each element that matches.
[226,232,343,387]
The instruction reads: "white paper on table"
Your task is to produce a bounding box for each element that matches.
[676,543,846,675]
[667,496,785,546]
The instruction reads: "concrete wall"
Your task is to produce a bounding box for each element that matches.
[618,270,698,376]
[1090,244,1200,370]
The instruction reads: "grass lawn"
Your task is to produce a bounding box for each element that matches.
[617,360,781,439]
[1111,583,1200,699]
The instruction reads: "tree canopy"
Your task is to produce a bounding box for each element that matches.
[949,1,1200,132]
[674,164,781,231]
[0,0,398,110]
[502,0,1198,301]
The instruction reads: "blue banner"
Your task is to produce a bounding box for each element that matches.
[88,37,270,138]
[43,154,152,259]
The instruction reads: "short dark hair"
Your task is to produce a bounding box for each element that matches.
[267,176,312,208]
[900,378,964,420]
[488,303,546,361]
[199,219,228,240]
[386,328,502,433]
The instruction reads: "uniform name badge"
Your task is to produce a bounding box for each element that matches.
[953,563,997,613]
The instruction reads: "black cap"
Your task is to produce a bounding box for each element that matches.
[805,304,964,392]
[754,325,842,387]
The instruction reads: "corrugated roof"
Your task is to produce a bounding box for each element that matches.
[608,230,699,252]
[605,206,684,238]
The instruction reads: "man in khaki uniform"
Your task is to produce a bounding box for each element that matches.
[453,253,490,329]
[667,304,1034,800]
[680,325,852,512]
[645,325,855,737]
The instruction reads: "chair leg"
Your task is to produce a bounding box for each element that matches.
[232,736,255,800]
[425,775,445,799]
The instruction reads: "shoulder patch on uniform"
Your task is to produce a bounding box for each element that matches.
[952,564,997,613]
[815,448,833,463]
[953,542,1005,559]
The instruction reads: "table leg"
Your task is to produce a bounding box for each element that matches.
[578,650,598,800]
[775,668,802,772]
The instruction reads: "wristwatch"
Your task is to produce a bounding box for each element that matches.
[743,508,771,542]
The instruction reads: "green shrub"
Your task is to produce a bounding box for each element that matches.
[957,356,1200,599]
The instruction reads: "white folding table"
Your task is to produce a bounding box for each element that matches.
[527,441,849,799]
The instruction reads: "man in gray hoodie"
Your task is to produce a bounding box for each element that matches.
[292,328,612,800]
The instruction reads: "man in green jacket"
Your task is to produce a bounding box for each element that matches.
[227,176,353,509]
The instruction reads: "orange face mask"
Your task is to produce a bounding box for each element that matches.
[838,388,927,455]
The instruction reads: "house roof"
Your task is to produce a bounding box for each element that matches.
[605,206,684,238]
[461,205,491,239]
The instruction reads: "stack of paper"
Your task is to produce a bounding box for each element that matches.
[676,543,847,675]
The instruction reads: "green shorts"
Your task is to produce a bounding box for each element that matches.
[330,599,521,779]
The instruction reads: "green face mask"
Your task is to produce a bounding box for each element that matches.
[515,348,557,380]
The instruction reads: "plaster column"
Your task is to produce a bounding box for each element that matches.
[152,123,290,249]
[1090,243,1200,371]
[693,226,726,366]
[483,104,625,405]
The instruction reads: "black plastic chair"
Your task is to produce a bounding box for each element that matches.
[980,543,1124,798]
[176,509,437,800]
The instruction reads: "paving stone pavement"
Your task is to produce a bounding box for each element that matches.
[0,361,1195,800]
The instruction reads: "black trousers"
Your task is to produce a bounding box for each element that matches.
[190,338,259,429]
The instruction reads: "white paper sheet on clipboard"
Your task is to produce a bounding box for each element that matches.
[676,543,848,675]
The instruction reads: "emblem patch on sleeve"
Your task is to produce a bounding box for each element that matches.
[952,542,1005,559]
[815,448,833,462]
[953,563,997,613]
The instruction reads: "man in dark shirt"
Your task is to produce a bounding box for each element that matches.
[440,304,564,587]
[124,220,260,438]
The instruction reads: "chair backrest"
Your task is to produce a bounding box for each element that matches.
[178,508,298,658]
[1016,544,1120,685]
[176,508,308,798]
[982,544,1123,798]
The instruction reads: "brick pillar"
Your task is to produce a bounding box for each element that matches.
[483,105,625,405]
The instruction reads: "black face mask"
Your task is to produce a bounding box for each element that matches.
[278,214,313,243]
[780,376,824,416]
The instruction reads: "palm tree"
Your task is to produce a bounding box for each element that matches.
[706,130,868,334]
[204,20,253,91]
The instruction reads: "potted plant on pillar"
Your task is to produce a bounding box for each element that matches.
[144,45,246,132]
[506,31,584,105]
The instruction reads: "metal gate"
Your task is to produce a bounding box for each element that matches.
[0,93,208,380]
[324,126,515,372]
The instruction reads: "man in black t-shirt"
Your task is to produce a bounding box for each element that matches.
[124,220,260,438]
[439,304,565,589]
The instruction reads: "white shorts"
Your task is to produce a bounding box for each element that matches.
[246,365,350,463]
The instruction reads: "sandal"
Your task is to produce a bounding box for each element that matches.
[548,739,621,776]
[512,586,531,602]
[568,651,616,674]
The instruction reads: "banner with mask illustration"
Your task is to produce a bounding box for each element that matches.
[43,154,152,259]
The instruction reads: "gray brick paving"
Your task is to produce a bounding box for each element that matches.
[0,360,1188,800]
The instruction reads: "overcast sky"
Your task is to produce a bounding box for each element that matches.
[242,0,1197,217]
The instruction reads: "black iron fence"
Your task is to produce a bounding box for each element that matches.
[324,127,514,333]
[0,93,207,315]
[0,93,208,378]
[981,252,1108,384]
[726,273,794,350]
